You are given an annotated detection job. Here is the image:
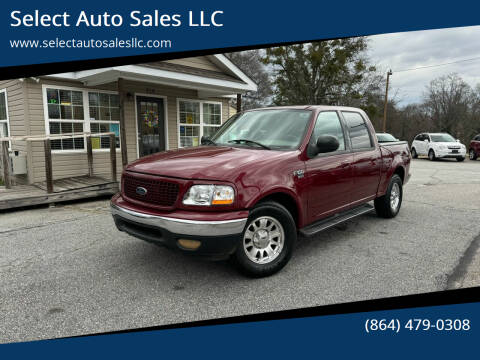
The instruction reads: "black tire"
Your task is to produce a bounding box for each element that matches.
[456,157,465,162]
[469,149,478,160]
[428,149,436,161]
[411,148,418,159]
[374,174,403,219]
[233,201,296,277]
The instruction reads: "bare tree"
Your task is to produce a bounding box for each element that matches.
[226,50,272,110]
[424,73,473,139]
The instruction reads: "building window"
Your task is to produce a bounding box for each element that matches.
[0,89,10,142]
[88,92,120,149]
[178,100,222,147]
[44,86,121,152]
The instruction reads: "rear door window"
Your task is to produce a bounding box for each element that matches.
[342,111,373,150]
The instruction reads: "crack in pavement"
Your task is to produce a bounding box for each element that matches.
[0,216,90,235]
[446,232,480,290]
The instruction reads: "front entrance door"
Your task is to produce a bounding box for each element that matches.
[136,96,165,157]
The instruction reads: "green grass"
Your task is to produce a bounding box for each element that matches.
[0,177,4,186]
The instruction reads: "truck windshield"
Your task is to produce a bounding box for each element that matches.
[430,134,455,142]
[211,109,312,150]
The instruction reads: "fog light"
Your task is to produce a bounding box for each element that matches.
[177,239,201,250]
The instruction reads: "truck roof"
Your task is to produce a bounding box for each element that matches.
[245,105,365,112]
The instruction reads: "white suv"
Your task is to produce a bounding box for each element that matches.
[411,133,466,162]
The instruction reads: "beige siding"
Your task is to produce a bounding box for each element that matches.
[0,79,28,184]
[24,78,230,184]
[25,78,125,184]
[164,56,220,72]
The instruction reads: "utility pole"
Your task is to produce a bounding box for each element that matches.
[382,69,393,133]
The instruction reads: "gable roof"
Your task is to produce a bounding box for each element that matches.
[45,54,257,97]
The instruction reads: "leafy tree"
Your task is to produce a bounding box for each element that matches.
[226,50,273,110]
[261,38,382,114]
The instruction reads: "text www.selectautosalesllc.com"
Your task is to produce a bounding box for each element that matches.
[10,38,172,49]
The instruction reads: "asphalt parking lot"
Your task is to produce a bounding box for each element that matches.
[1,158,480,343]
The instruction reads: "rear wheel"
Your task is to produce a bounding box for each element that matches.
[374,174,403,219]
[411,148,418,159]
[428,149,436,161]
[234,201,296,277]
[470,149,478,160]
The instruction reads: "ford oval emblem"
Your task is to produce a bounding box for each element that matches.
[136,187,147,196]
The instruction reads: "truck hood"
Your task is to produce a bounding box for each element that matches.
[126,146,296,181]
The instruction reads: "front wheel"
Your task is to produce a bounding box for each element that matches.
[428,149,436,161]
[456,157,465,162]
[411,148,418,159]
[469,149,478,160]
[234,201,296,277]
[374,174,403,218]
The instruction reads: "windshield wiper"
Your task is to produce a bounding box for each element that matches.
[201,137,217,146]
[228,139,271,150]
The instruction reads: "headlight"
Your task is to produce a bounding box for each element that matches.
[183,185,234,206]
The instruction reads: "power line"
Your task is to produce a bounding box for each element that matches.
[395,56,480,73]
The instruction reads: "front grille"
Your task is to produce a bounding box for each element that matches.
[448,146,460,149]
[123,173,179,207]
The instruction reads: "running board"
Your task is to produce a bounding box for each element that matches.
[300,203,375,237]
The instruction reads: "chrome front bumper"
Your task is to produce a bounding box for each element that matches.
[111,203,248,237]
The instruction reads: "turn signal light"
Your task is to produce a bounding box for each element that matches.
[211,199,234,205]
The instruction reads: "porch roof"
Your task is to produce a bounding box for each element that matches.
[44,54,257,97]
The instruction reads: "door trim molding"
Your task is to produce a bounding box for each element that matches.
[134,93,169,159]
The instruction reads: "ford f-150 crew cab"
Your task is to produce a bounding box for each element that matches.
[111,106,411,277]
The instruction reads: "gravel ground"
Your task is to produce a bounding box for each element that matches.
[1,158,479,343]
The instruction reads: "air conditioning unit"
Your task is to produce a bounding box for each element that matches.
[9,152,27,175]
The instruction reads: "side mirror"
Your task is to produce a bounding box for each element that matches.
[424,139,429,143]
[201,136,211,145]
[456,139,460,142]
[315,135,340,154]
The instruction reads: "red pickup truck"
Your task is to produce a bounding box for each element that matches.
[469,134,480,160]
[111,106,411,277]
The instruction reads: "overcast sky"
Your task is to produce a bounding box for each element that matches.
[367,25,480,107]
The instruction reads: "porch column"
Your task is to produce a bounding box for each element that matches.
[1,140,12,189]
[118,77,128,167]
[236,93,242,113]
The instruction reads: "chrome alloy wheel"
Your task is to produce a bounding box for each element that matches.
[243,216,285,264]
[390,183,400,212]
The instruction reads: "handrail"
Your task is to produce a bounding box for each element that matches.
[0,132,115,142]
[1,132,118,191]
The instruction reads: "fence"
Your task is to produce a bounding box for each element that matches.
[0,132,117,193]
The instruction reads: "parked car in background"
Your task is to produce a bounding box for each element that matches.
[111,106,411,277]
[469,134,480,160]
[376,133,399,143]
[411,133,466,161]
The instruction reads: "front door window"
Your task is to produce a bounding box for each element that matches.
[137,96,165,157]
